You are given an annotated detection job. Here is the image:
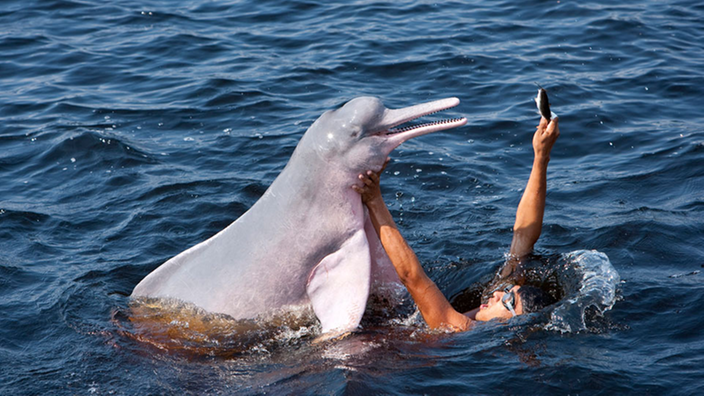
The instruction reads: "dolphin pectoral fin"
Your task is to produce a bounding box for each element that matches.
[306,230,371,334]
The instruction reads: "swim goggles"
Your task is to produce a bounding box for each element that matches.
[490,284,517,317]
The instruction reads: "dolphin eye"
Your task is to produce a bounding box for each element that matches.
[349,127,362,138]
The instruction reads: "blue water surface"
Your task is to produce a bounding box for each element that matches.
[1,0,703,394]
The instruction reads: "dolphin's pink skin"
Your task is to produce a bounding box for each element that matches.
[132,97,467,334]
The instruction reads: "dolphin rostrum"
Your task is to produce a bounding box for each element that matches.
[132,97,467,334]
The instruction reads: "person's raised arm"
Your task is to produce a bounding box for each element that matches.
[352,168,471,331]
[509,117,560,259]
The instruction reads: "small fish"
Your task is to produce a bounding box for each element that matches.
[535,87,552,121]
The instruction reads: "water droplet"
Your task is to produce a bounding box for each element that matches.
[71,158,76,163]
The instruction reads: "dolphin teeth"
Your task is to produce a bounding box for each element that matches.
[388,118,465,134]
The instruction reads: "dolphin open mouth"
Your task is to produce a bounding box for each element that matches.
[387,117,467,135]
[380,97,467,144]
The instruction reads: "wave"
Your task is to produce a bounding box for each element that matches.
[115,297,319,358]
[546,250,620,333]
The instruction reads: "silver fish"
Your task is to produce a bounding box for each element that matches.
[535,87,552,121]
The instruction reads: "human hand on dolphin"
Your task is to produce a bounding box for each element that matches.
[351,157,390,205]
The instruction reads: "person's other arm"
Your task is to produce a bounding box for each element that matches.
[509,117,560,259]
[353,169,472,331]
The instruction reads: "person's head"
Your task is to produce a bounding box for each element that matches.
[517,285,556,314]
[474,284,555,321]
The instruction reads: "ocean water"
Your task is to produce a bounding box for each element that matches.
[1,0,703,394]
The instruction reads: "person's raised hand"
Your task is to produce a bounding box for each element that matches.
[533,117,559,160]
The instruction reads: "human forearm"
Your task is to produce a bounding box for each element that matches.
[365,197,424,284]
[509,117,559,258]
[510,156,548,257]
[355,170,470,331]
[365,196,469,330]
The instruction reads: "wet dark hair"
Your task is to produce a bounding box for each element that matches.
[516,285,556,314]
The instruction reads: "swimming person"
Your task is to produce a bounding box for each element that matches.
[352,116,560,331]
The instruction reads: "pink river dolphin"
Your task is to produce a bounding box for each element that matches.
[132,97,467,335]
